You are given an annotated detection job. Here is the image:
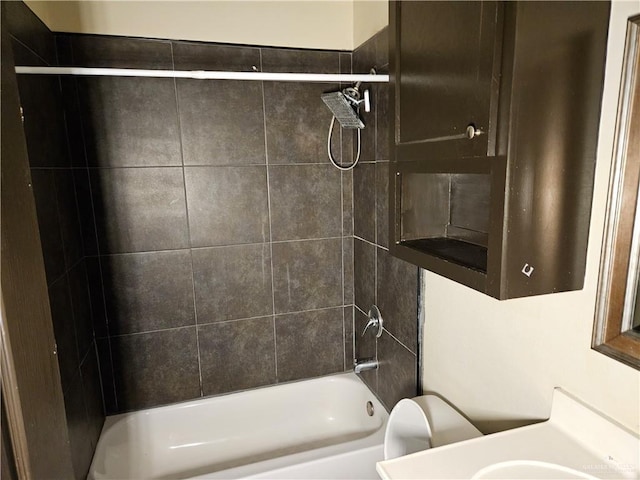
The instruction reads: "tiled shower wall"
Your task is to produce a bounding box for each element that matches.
[5,2,104,479]
[352,29,420,410]
[56,33,357,413]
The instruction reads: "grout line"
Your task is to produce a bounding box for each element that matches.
[260,48,279,382]
[353,234,388,251]
[30,160,361,170]
[382,327,417,356]
[110,325,196,338]
[171,41,203,397]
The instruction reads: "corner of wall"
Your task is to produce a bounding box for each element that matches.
[353,0,389,50]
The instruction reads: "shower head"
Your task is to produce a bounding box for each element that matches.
[321,91,365,129]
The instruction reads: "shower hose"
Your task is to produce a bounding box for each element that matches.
[327,116,362,171]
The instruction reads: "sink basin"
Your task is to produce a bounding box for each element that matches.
[472,460,600,480]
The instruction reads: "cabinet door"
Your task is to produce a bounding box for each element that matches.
[392,1,502,159]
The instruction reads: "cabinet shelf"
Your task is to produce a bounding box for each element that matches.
[389,0,610,299]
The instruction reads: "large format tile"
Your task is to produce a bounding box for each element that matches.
[343,170,354,235]
[86,257,108,338]
[30,169,66,285]
[275,308,344,382]
[185,166,269,247]
[268,164,342,241]
[80,347,105,448]
[3,0,56,65]
[353,163,376,243]
[17,74,70,168]
[377,330,417,410]
[343,237,354,305]
[354,238,376,312]
[376,162,390,248]
[272,238,343,313]
[177,79,266,165]
[173,42,260,71]
[344,306,354,371]
[376,84,390,161]
[111,328,201,411]
[261,48,340,74]
[49,276,80,394]
[68,260,94,358]
[96,338,117,414]
[264,82,338,164]
[78,77,181,167]
[198,317,276,395]
[90,167,189,253]
[65,34,173,69]
[72,169,99,256]
[101,250,195,335]
[192,244,273,323]
[54,169,84,270]
[64,373,94,480]
[376,248,418,353]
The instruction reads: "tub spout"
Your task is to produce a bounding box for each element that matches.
[354,358,378,374]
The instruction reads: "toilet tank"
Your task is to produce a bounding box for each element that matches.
[383,396,483,460]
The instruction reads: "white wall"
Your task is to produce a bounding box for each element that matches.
[24,0,354,50]
[422,0,640,435]
[353,0,388,49]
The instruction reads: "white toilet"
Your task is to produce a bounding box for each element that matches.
[383,395,483,460]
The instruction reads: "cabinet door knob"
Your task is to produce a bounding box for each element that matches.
[466,124,483,139]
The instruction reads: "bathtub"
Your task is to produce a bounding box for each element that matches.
[88,372,388,480]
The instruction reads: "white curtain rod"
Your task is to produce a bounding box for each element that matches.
[14,66,389,83]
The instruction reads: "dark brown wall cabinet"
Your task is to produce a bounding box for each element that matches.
[389,1,610,299]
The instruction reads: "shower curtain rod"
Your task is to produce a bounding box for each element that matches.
[14,66,389,83]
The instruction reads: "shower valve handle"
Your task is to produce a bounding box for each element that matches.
[362,305,383,338]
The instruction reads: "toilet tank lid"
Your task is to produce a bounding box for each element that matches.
[413,395,483,447]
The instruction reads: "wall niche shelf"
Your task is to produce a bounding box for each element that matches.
[388,1,611,299]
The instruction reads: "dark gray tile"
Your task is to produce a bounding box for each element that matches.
[66,34,173,69]
[354,163,376,243]
[12,36,46,66]
[111,328,201,411]
[193,244,273,323]
[376,248,418,353]
[173,42,260,71]
[86,257,108,338]
[177,79,265,165]
[185,166,269,247]
[339,52,352,75]
[63,373,94,480]
[199,317,276,395]
[353,33,376,74]
[17,75,70,168]
[376,162,389,248]
[354,307,377,391]
[96,338,117,414]
[78,77,181,167]
[261,48,340,74]
[343,237,354,305]
[80,346,105,449]
[49,276,79,394]
[3,1,56,65]
[264,82,338,164]
[377,330,417,410]
[343,170,354,235]
[344,306,354,371]
[68,260,94,358]
[30,169,66,285]
[101,250,195,335]
[354,238,376,312]
[61,77,88,168]
[91,167,189,253]
[275,308,344,382]
[376,84,390,161]
[72,169,99,256]
[272,239,343,314]
[269,164,342,241]
[375,27,389,69]
[355,99,376,162]
[54,169,84,270]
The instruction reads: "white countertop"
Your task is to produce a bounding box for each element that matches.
[376,389,639,480]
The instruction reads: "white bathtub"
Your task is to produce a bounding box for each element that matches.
[88,373,388,480]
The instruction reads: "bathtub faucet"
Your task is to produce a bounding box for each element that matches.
[354,358,379,374]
